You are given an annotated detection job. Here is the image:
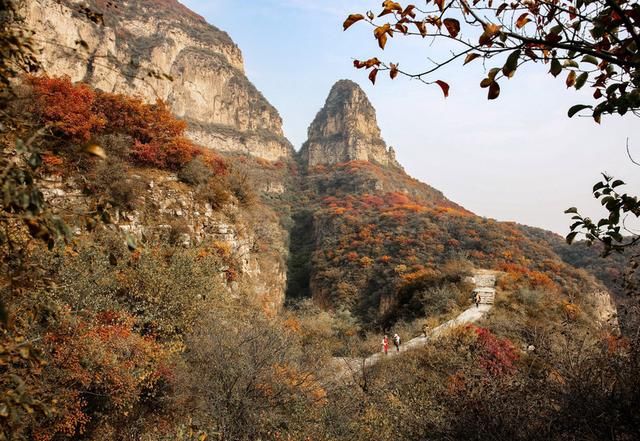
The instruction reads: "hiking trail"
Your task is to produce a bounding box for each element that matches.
[333,270,498,379]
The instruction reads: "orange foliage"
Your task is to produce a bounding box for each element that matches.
[604,334,630,355]
[359,256,374,267]
[346,251,359,262]
[385,191,411,206]
[283,316,302,333]
[38,309,165,440]
[28,75,227,172]
[28,75,106,142]
[272,363,327,405]
[561,301,581,321]
[200,149,228,175]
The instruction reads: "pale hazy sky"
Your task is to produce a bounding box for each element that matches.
[181,0,639,236]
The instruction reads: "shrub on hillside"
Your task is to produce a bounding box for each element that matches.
[199,177,231,210]
[227,170,256,206]
[28,75,106,142]
[27,75,224,172]
[91,158,145,211]
[34,309,167,441]
[173,308,325,440]
[178,157,212,186]
[168,219,191,246]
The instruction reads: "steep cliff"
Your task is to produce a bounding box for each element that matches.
[299,80,401,168]
[21,0,293,160]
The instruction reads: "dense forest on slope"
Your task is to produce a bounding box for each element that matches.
[287,153,611,330]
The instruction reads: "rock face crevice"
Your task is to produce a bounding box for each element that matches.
[299,80,401,169]
[22,0,293,161]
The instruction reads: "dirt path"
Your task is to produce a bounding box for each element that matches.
[333,270,497,379]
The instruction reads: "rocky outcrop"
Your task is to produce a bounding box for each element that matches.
[21,0,293,161]
[39,171,288,314]
[299,80,401,168]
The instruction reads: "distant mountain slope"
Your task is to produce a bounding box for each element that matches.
[290,81,616,328]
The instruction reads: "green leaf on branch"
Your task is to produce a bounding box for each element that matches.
[575,72,588,90]
[566,231,579,244]
[568,104,592,118]
[550,59,562,77]
[502,50,521,78]
[581,55,599,65]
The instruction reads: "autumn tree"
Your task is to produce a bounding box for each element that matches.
[345,0,640,121]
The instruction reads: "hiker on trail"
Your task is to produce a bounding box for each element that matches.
[393,333,401,352]
[382,335,389,355]
[473,291,480,308]
[422,323,429,337]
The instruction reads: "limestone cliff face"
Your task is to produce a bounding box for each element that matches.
[21,0,293,161]
[40,170,288,313]
[300,80,401,168]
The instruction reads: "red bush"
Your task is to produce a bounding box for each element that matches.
[28,75,226,172]
[470,326,520,377]
[37,309,166,440]
[28,75,106,142]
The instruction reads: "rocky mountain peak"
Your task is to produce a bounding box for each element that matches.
[300,80,401,168]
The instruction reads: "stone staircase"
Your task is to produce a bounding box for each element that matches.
[470,271,497,305]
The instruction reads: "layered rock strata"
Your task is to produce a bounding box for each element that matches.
[21,0,293,160]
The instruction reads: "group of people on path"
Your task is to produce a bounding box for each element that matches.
[381,333,401,354]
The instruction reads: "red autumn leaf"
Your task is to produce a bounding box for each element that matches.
[374,24,392,49]
[464,53,482,65]
[369,68,379,84]
[402,5,417,18]
[395,23,409,34]
[496,3,508,16]
[479,23,501,45]
[435,80,450,97]
[390,63,399,79]
[566,70,576,88]
[364,57,382,68]
[515,13,531,29]
[443,18,460,38]
[434,0,445,12]
[343,14,365,31]
[414,20,427,37]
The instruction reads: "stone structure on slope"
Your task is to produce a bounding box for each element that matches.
[21,0,293,161]
[299,80,402,168]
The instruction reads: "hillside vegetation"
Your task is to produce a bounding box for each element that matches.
[1,72,637,441]
[289,159,611,331]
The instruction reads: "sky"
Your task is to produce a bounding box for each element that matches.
[181,0,639,236]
